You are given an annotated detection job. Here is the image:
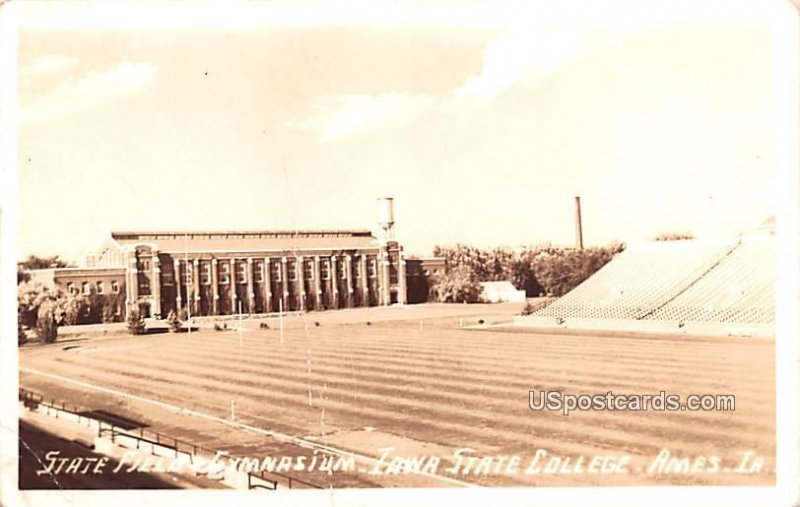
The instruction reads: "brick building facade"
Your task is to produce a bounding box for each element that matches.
[75,229,407,318]
[25,200,450,320]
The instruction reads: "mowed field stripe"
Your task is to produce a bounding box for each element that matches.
[128,333,775,403]
[268,325,773,367]
[28,350,774,461]
[84,335,775,431]
[19,367,478,488]
[186,327,773,382]
[24,355,675,460]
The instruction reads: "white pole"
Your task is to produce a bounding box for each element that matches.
[185,234,191,338]
[279,298,284,344]
[238,300,243,347]
[230,399,235,421]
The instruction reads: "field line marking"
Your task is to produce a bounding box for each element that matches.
[20,366,477,488]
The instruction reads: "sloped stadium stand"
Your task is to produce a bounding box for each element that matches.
[517,233,774,337]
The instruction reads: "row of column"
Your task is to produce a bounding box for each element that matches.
[171,254,376,315]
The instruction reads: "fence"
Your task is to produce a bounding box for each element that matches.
[19,387,323,490]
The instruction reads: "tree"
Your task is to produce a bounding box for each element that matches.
[430,264,483,303]
[57,294,86,326]
[20,255,70,270]
[17,281,61,328]
[36,300,59,344]
[532,242,624,296]
[654,231,694,241]
[101,300,118,324]
[18,312,27,345]
[126,309,146,335]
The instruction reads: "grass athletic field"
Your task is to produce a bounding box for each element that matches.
[19,304,775,487]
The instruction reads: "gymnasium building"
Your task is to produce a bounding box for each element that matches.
[28,198,441,319]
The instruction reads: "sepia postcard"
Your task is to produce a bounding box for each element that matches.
[1,1,799,506]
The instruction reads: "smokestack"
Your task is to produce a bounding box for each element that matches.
[574,196,584,250]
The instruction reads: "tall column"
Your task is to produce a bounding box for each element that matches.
[264,257,272,313]
[173,259,182,312]
[152,254,162,318]
[246,258,254,314]
[230,258,237,314]
[281,257,289,311]
[345,254,353,308]
[192,258,200,316]
[381,251,391,306]
[359,255,368,306]
[127,251,138,312]
[296,256,305,311]
[313,256,321,310]
[330,255,339,309]
[211,258,219,315]
[398,254,407,305]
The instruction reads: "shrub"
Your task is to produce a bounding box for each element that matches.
[259,322,270,329]
[213,322,224,331]
[58,294,86,326]
[430,264,482,303]
[126,309,146,335]
[166,310,182,333]
[18,313,27,346]
[101,302,117,324]
[36,300,59,344]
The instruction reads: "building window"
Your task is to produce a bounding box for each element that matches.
[111,281,120,294]
[353,260,361,279]
[254,260,264,283]
[236,261,247,284]
[320,260,330,280]
[271,261,282,283]
[97,281,104,294]
[303,261,314,280]
[67,282,77,295]
[219,261,230,284]
[138,258,151,271]
[339,262,347,279]
[200,262,211,285]
[288,261,297,281]
[368,258,377,278]
[82,282,91,295]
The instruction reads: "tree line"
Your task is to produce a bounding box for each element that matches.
[429,242,625,303]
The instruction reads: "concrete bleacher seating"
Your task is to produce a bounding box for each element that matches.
[647,235,774,324]
[534,239,737,320]
[530,234,774,328]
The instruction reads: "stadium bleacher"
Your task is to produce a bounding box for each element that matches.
[529,233,775,329]
[647,235,774,324]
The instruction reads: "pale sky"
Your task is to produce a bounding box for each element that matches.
[15,0,780,262]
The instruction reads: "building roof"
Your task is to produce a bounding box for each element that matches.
[110,230,379,253]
